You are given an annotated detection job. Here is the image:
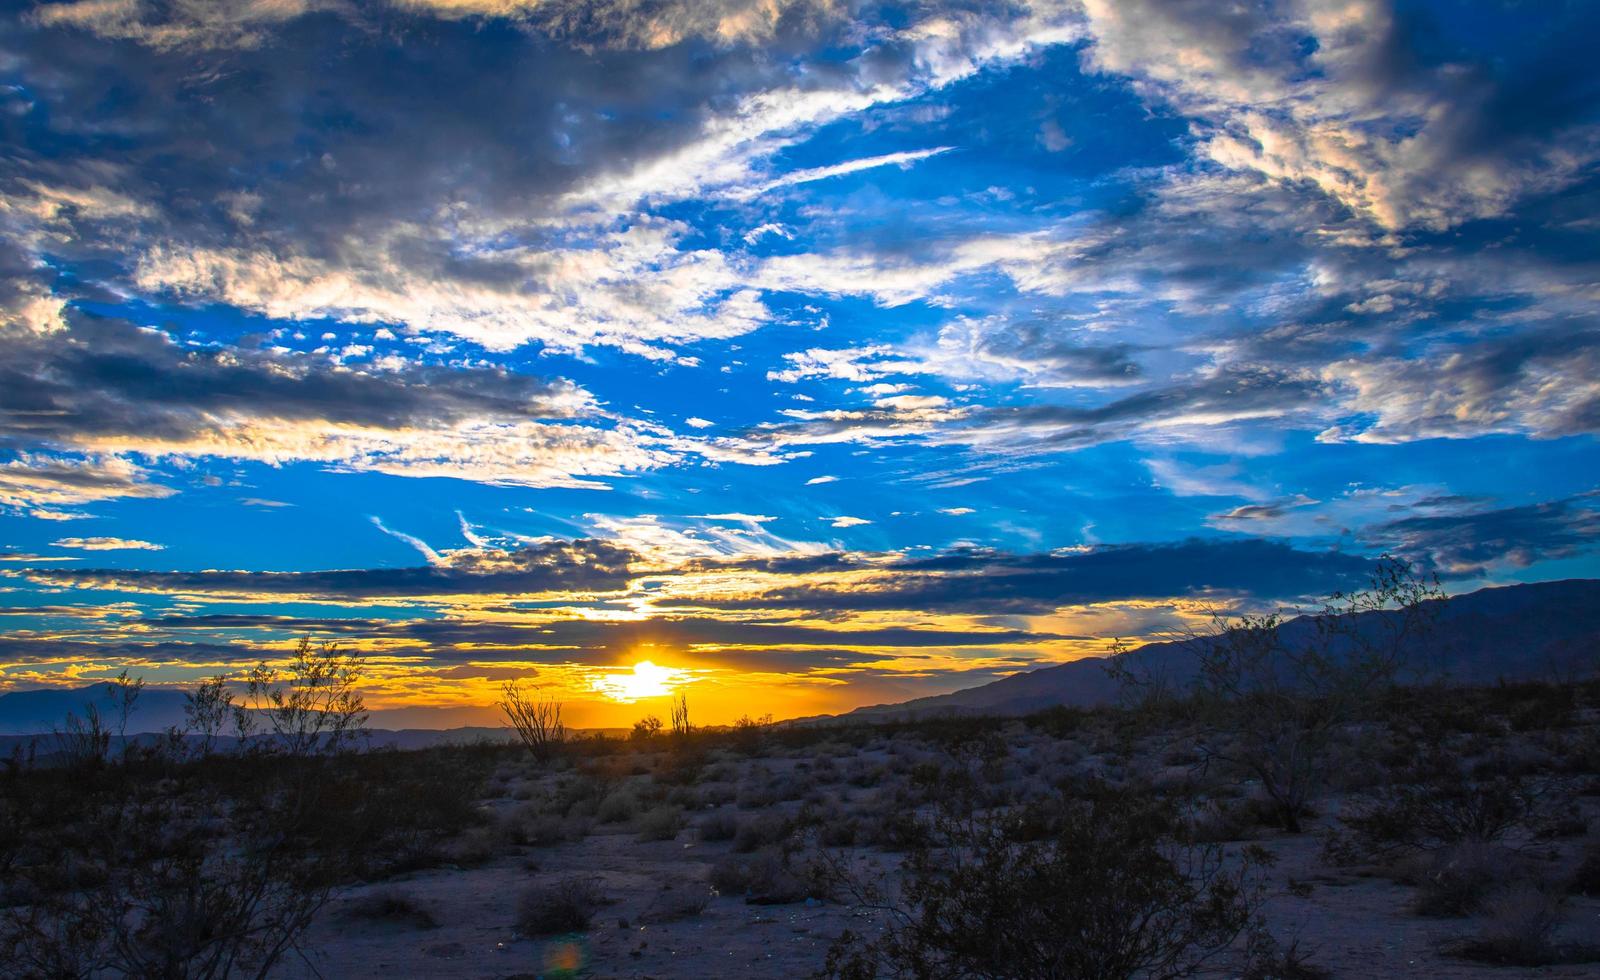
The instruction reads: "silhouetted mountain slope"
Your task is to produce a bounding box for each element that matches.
[843,579,1600,720]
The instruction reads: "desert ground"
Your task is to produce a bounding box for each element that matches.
[12,677,1594,979]
[283,688,1600,979]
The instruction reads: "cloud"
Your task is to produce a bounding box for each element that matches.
[31,0,847,52]
[1208,496,1318,524]
[0,453,176,515]
[748,364,1324,456]
[738,147,955,198]
[0,315,727,489]
[132,223,769,357]
[1319,328,1600,445]
[51,536,165,551]
[692,513,776,523]
[692,538,1375,615]
[6,0,1084,369]
[768,316,1145,391]
[1366,494,1600,577]
[828,516,871,528]
[18,538,639,601]
[240,497,292,508]
[1077,0,1600,232]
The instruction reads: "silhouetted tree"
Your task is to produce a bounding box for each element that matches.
[1183,556,1443,832]
[632,715,663,740]
[181,675,240,758]
[243,638,368,756]
[498,681,566,761]
[670,692,692,738]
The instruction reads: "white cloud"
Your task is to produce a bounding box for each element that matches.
[737,147,955,199]
[51,536,165,551]
[0,454,176,514]
[1076,0,1599,231]
[134,219,768,357]
[583,512,825,564]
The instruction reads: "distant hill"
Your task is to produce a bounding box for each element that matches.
[841,579,1600,721]
[0,683,594,759]
[0,682,517,739]
[0,683,192,737]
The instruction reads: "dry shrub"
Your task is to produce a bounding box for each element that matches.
[697,808,739,842]
[1242,938,1333,980]
[343,887,438,929]
[634,804,685,842]
[640,883,712,923]
[824,783,1265,980]
[517,876,607,936]
[1448,883,1568,966]
[1569,840,1600,897]
[1187,799,1260,843]
[733,812,791,853]
[595,790,639,824]
[507,810,591,848]
[708,848,809,905]
[1405,843,1518,917]
[1340,750,1548,856]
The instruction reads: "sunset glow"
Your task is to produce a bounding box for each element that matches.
[590,661,686,704]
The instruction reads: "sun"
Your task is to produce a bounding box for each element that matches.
[590,660,683,702]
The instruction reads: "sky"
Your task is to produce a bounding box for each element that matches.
[1,0,1598,727]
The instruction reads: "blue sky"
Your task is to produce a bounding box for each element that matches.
[1,0,1597,724]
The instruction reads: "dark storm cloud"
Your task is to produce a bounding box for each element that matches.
[1366,494,1600,577]
[18,539,640,599]
[692,538,1375,614]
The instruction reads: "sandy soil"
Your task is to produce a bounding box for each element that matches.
[279,724,1600,979]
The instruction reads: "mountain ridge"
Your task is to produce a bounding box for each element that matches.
[837,578,1600,721]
